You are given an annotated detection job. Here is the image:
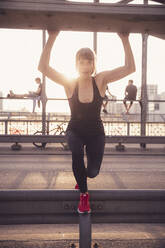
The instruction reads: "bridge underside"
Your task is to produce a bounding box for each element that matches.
[0,1,165,39]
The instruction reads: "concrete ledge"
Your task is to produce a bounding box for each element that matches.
[0,189,165,224]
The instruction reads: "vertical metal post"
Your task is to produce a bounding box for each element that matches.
[127,122,130,136]
[79,214,91,248]
[5,120,8,135]
[42,30,47,135]
[93,0,99,55]
[144,0,148,5]
[93,32,97,56]
[140,33,148,137]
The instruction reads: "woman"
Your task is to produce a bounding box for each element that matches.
[38,31,135,213]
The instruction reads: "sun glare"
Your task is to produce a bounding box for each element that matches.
[0,23,165,112]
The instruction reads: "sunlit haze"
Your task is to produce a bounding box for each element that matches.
[0,0,165,112]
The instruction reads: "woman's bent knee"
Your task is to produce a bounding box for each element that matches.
[87,169,99,178]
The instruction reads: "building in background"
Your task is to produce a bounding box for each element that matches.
[147,85,165,114]
[147,84,158,112]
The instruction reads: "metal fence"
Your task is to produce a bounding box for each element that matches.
[0,119,165,136]
[0,96,165,137]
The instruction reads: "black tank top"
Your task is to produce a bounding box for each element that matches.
[67,77,105,136]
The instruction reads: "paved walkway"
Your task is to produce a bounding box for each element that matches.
[0,152,165,190]
[0,143,165,247]
[0,224,165,248]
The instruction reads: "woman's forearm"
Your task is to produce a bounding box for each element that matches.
[120,35,136,73]
[38,32,58,73]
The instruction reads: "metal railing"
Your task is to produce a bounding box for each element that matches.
[0,97,165,152]
[0,119,165,136]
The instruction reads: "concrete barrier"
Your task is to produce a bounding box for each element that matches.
[0,189,165,224]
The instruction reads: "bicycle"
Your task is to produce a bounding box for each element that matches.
[33,122,69,150]
[9,127,24,150]
[9,127,24,135]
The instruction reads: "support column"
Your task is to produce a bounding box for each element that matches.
[41,30,47,135]
[93,32,97,55]
[79,214,91,248]
[140,33,148,138]
[93,0,99,55]
[139,0,149,145]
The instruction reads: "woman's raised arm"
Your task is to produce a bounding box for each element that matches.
[38,31,71,88]
[96,33,136,86]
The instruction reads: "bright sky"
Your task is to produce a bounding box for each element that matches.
[0,0,165,112]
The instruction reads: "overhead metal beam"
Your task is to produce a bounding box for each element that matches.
[0,189,165,224]
[0,1,165,38]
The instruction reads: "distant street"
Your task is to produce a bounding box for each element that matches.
[0,150,165,248]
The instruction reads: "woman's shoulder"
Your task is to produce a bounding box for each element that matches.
[94,71,106,84]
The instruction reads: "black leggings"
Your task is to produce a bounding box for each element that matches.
[66,130,105,193]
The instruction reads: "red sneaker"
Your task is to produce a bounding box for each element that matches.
[75,184,79,190]
[78,193,91,214]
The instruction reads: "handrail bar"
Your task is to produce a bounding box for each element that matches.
[0,134,165,144]
[1,97,165,102]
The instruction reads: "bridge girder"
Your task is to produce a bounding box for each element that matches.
[0,1,165,38]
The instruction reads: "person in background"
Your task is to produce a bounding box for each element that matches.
[102,86,116,114]
[7,77,42,112]
[123,79,137,114]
